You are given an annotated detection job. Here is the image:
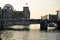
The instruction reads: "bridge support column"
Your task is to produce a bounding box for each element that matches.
[56,21,60,30]
[23,19,30,30]
[0,20,5,29]
[40,20,47,31]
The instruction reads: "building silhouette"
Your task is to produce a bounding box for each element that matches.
[1,4,30,19]
[0,4,30,29]
[0,4,60,30]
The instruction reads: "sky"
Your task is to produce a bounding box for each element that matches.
[0,0,60,19]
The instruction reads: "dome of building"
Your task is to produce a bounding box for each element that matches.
[3,4,14,10]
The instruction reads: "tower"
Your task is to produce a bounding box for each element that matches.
[23,5,30,30]
[23,7,30,19]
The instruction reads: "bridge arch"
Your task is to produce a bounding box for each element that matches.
[48,22,57,27]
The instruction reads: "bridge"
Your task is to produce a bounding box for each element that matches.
[0,18,59,30]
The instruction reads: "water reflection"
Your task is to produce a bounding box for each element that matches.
[0,30,13,40]
[56,31,60,40]
[0,30,60,40]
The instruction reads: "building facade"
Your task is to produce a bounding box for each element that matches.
[1,4,30,19]
[0,4,30,28]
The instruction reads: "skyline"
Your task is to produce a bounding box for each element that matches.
[0,0,60,19]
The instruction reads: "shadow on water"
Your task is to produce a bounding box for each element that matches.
[0,38,2,40]
[0,30,13,40]
[0,28,30,31]
[0,29,30,40]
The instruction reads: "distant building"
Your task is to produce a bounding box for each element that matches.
[41,15,49,20]
[41,14,57,27]
[0,4,30,19]
[56,10,60,20]
[41,14,57,21]
[49,14,57,21]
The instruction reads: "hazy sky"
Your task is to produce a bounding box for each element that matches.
[0,0,60,19]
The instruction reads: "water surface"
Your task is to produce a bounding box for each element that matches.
[0,30,60,40]
[0,25,60,40]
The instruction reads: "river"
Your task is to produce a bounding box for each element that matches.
[0,25,60,40]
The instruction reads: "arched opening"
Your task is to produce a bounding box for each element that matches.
[10,25,24,29]
[47,22,57,30]
[29,24,40,30]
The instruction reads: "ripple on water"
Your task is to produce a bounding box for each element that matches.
[0,30,60,40]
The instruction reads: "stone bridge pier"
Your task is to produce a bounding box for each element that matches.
[40,20,48,31]
[23,19,30,30]
[56,20,60,30]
